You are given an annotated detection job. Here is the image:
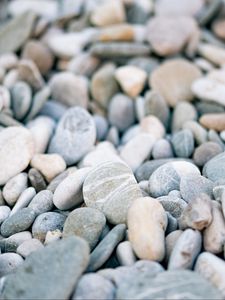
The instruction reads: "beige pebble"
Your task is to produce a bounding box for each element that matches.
[198,43,225,66]
[212,20,225,40]
[0,53,18,70]
[140,115,165,140]
[3,173,28,206]
[98,24,134,42]
[200,113,225,132]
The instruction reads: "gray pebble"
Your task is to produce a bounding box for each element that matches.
[39,100,67,122]
[16,238,44,258]
[28,190,53,215]
[171,129,194,158]
[0,253,23,277]
[10,187,36,216]
[116,241,137,266]
[152,139,174,159]
[208,129,224,149]
[196,101,225,116]
[47,167,77,193]
[0,231,32,253]
[28,168,47,192]
[165,230,183,262]
[166,212,178,234]
[11,81,32,120]
[157,195,187,219]
[183,120,208,145]
[94,115,108,141]
[203,152,225,183]
[106,126,120,147]
[172,102,197,132]
[194,142,223,167]
[0,206,11,225]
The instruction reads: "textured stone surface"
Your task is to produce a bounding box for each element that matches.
[203,152,225,183]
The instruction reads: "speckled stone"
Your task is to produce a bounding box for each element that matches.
[203,152,225,183]
[171,129,194,158]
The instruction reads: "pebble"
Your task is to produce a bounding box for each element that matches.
[16,238,44,258]
[116,241,137,266]
[88,224,126,272]
[157,195,187,219]
[200,113,225,131]
[171,129,194,158]
[166,212,178,234]
[0,253,23,277]
[183,120,208,145]
[10,187,36,216]
[152,139,173,159]
[0,127,34,185]
[196,101,225,116]
[68,52,100,77]
[195,252,225,297]
[1,237,89,300]
[212,19,225,40]
[98,24,135,42]
[0,206,11,225]
[115,66,147,98]
[203,152,225,183]
[168,229,202,270]
[0,53,18,71]
[150,59,202,107]
[172,102,197,132]
[44,229,62,245]
[53,167,90,210]
[63,207,106,250]
[128,197,167,261]
[108,93,135,132]
[38,101,67,122]
[32,212,66,242]
[140,115,165,140]
[0,231,32,253]
[73,274,115,300]
[194,142,223,167]
[94,115,108,141]
[48,107,96,165]
[28,168,47,192]
[208,129,224,149]
[49,72,89,108]
[1,208,36,238]
[165,230,183,261]
[30,154,66,182]
[198,43,225,66]
[149,161,200,197]
[3,172,28,206]
[28,190,53,216]
[47,167,77,193]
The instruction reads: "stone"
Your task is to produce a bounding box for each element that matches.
[120,133,156,172]
[98,24,135,42]
[11,81,32,121]
[91,63,119,109]
[0,12,36,55]
[47,167,77,193]
[183,120,208,145]
[44,229,62,245]
[150,59,201,107]
[1,237,90,300]
[22,40,54,75]
[10,187,36,216]
[165,230,183,261]
[171,129,194,158]
[198,43,225,66]
[140,115,165,140]
[116,241,137,266]
[0,127,34,185]
[1,208,36,238]
[149,161,200,197]
[195,252,225,297]
[67,52,100,77]
[48,107,96,165]
[0,231,32,253]
[181,174,214,204]
[63,207,106,250]
[194,142,223,167]
[90,0,126,27]
[49,72,89,108]
[179,194,213,231]
[17,238,44,258]
[172,102,197,132]
[128,197,167,261]
[0,206,11,225]
[203,152,225,183]
[146,17,199,56]
[200,113,225,131]
[88,224,126,272]
[30,154,66,182]
[203,201,225,253]
[213,20,225,40]
[166,212,178,234]
[196,101,225,116]
[39,101,67,122]
[0,253,23,277]
[157,195,187,219]
[72,273,115,300]
[152,139,173,159]
[168,229,202,270]
[115,66,147,98]
[53,168,90,210]
[83,161,142,224]
[32,212,66,242]
[28,190,53,215]
[3,173,28,206]
[0,53,18,70]
[208,130,224,148]
[94,115,108,141]
[28,168,47,192]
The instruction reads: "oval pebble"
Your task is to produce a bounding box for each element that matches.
[171,129,194,158]
[28,190,53,215]
[0,253,23,277]
[0,206,11,225]
[16,238,44,258]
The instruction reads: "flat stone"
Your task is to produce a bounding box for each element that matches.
[116,241,137,266]
[200,113,225,131]
[0,253,23,277]
[17,238,44,258]
[47,167,77,193]
[150,59,201,107]
[194,142,223,167]
[63,207,106,250]
[10,187,36,216]
[1,237,90,300]
[98,24,135,42]
[28,190,53,216]
[171,129,194,158]
[48,107,96,165]
[172,102,197,132]
[0,127,34,185]
[198,43,225,66]
[28,168,47,192]
[3,173,28,206]
[203,152,225,183]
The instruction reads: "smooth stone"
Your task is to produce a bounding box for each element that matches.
[87,224,126,272]
[172,102,197,132]
[166,212,178,234]
[32,212,66,242]
[194,142,223,167]
[120,133,156,172]
[0,127,34,185]
[150,59,201,107]
[47,167,77,193]
[195,252,225,297]
[94,115,108,141]
[128,57,158,75]
[0,231,32,253]
[152,139,173,159]
[3,69,19,89]
[30,154,66,183]
[194,58,214,72]
[27,116,55,154]
[83,161,142,224]
[0,11,36,55]
[72,273,115,300]
[196,101,225,116]
[10,187,36,216]
[63,207,106,250]
[116,241,137,266]
[108,93,135,132]
[115,66,147,98]
[53,168,90,210]
[98,23,135,42]
[1,208,36,238]
[178,193,213,231]
[203,152,225,182]
[0,112,22,127]
[203,201,225,253]
[165,230,183,262]
[157,195,187,219]
[0,207,11,225]
[28,168,47,192]
[183,120,208,145]
[200,113,225,131]
[213,19,225,40]
[149,161,200,197]
[208,129,224,149]
[48,107,96,165]
[213,185,225,202]
[107,126,119,146]
[67,52,100,77]
[49,72,89,108]
[0,53,18,70]
[168,229,202,270]
[198,43,225,66]
[140,115,165,140]
[121,125,140,145]
[180,175,214,203]
[0,253,23,277]
[91,63,119,109]
[38,101,67,122]
[138,180,150,197]
[28,190,53,215]
[17,238,44,258]
[171,129,194,158]
[3,173,28,206]
[2,237,90,300]
[11,81,32,121]
[22,39,54,75]
[128,197,167,261]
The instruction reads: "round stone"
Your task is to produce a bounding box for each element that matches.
[171,129,194,158]
[0,253,23,277]
[203,152,225,183]
[193,142,223,167]
[48,107,96,165]
[16,238,44,258]
[200,113,225,132]
[172,102,197,132]
[152,139,174,159]
[28,190,53,216]
[140,115,165,140]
